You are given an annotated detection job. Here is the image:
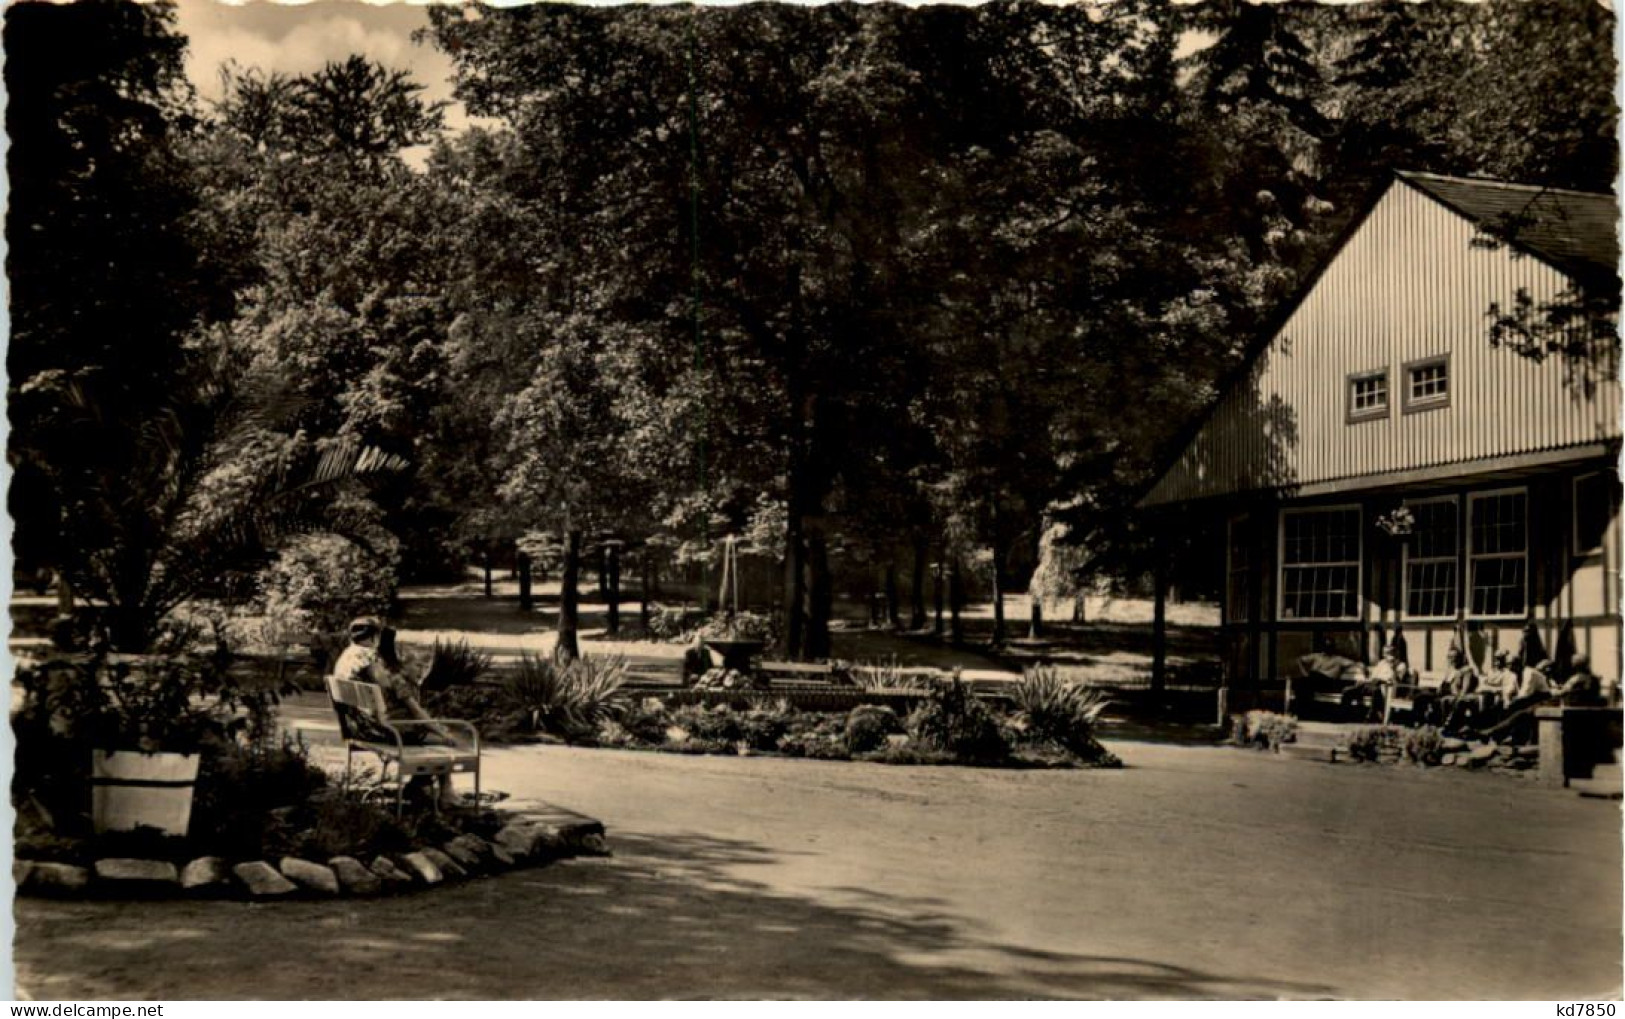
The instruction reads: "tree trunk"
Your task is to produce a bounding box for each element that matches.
[884,563,900,629]
[783,508,806,659]
[605,543,622,636]
[933,559,945,637]
[948,560,963,644]
[1151,555,1169,698]
[482,547,493,599]
[557,530,582,661]
[1073,591,1086,624]
[639,549,652,631]
[1029,594,1044,640]
[991,549,1007,646]
[596,545,609,601]
[517,553,533,613]
[909,537,927,630]
[805,533,832,660]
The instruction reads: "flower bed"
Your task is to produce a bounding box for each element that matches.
[426,662,1122,769]
[12,650,609,901]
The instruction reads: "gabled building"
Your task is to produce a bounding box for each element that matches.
[1140,171,1621,698]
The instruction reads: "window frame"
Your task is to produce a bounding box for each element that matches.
[1400,495,1460,622]
[1467,486,1529,620]
[1401,354,1451,415]
[1572,471,1615,559]
[1345,368,1390,424]
[1226,514,1251,624]
[1276,504,1363,622]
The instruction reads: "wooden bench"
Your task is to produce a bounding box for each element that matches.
[1536,705,1623,788]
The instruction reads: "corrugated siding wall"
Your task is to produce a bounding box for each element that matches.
[1143,180,1620,506]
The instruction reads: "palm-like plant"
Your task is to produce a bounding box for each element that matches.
[1012,665,1111,755]
[503,653,628,737]
[19,339,406,652]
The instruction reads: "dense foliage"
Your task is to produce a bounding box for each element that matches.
[6,0,1616,659]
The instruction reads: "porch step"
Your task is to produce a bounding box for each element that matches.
[1572,763,1623,800]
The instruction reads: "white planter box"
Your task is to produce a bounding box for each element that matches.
[91,750,199,837]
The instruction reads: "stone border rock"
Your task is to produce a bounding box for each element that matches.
[15,807,608,901]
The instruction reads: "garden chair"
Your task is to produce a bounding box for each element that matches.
[324,676,480,815]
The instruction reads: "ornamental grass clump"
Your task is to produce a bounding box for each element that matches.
[1012,665,1114,762]
[420,638,494,692]
[504,653,628,738]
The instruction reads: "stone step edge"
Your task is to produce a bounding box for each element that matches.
[15,815,610,901]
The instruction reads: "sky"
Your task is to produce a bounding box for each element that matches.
[172,0,471,128]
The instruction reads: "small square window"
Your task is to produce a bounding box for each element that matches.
[1346,369,1389,423]
[1403,355,1450,413]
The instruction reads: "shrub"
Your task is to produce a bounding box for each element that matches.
[618,697,675,745]
[1345,725,1401,762]
[776,713,850,759]
[420,638,493,692]
[1234,710,1298,751]
[190,731,328,859]
[905,672,1009,763]
[648,603,707,641]
[698,610,779,646]
[257,532,399,638]
[1403,725,1445,766]
[738,705,795,751]
[1011,665,1113,762]
[423,683,525,743]
[843,705,900,754]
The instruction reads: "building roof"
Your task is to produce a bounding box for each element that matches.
[1136,170,1621,510]
[1396,171,1619,281]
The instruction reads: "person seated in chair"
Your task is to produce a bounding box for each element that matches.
[1475,650,1520,723]
[1436,647,1481,731]
[335,617,459,809]
[1557,653,1604,707]
[1477,658,1557,745]
[1337,643,1406,723]
[1297,650,1363,715]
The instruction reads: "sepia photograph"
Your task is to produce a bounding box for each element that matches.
[5,0,1621,1001]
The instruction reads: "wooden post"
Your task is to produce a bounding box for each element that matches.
[1151,553,1169,698]
[518,552,533,613]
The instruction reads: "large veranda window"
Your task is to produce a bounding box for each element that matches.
[1403,497,1458,620]
[1469,488,1528,618]
[1279,506,1362,620]
[1226,515,1251,623]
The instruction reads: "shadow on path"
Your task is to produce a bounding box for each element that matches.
[17,829,1333,1000]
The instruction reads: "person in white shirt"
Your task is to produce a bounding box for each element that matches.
[333,616,457,808]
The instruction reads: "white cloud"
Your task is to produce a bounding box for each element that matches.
[174,1,458,111]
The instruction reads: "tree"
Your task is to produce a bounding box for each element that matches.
[196,56,467,578]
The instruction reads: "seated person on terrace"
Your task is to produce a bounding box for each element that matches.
[1476,658,1556,745]
[1476,649,1521,722]
[1435,647,1480,731]
[1336,643,1407,723]
[333,616,458,809]
[1557,653,1605,707]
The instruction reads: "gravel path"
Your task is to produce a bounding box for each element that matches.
[14,739,1619,999]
